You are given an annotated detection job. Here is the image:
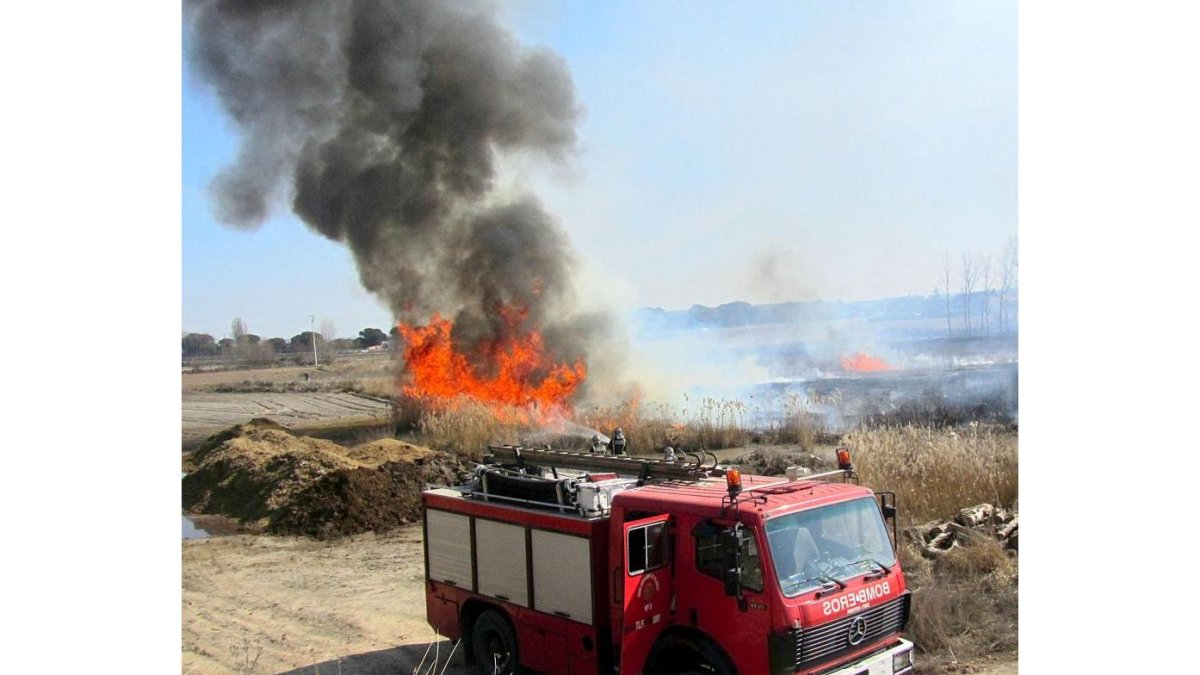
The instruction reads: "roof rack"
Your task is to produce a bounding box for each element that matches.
[733,468,857,496]
[485,445,725,482]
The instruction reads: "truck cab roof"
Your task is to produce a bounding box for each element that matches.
[614,473,875,523]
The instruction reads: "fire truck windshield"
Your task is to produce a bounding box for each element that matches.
[765,497,896,598]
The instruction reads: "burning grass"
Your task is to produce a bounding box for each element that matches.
[396,309,586,425]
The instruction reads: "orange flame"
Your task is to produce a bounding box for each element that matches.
[840,352,890,373]
[396,307,586,423]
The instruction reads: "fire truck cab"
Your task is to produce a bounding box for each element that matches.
[422,446,914,675]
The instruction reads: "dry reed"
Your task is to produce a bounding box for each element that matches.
[847,423,1017,526]
[415,400,528,460]
[574,395,827,453]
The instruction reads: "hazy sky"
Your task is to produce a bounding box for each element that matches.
[182,0,1016,340]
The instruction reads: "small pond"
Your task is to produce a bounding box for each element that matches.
[183,515,210,540]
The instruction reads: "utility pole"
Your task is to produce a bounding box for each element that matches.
[310,314,319,367]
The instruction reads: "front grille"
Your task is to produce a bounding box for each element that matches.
[789,593,910,670]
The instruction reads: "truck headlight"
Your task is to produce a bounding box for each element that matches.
[892,647,914,672]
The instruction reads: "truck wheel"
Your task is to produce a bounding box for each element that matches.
[675,659,730,675]
[471,609,518,675]
[647,632,735,675]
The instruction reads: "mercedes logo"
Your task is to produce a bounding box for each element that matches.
[846,616,868,646]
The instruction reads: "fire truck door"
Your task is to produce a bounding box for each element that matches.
[620,515,674,675]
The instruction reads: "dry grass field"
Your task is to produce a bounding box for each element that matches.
[183,351,395,394]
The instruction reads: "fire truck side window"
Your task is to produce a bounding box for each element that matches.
[628,522,668,575]
[694,526,764,592]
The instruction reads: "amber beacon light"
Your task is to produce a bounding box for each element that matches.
[725,467,743,496]
[836,448,854,473]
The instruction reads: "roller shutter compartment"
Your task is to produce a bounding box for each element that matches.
[426,510,472,588]
[531,530,592,623]
[476,519,529,606]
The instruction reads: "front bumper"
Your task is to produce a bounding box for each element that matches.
[819,638,914,675]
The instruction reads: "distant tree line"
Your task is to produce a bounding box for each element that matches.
[182,318,400,364]
[938,236,1018,339]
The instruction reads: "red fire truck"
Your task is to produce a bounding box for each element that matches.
[422,445,914,675]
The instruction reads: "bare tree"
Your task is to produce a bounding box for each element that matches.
[960,254,976,338]
[942,252,953,338]
[979,255,992,338]
[319,319,338,364]
[999,237,1017,334]
[230,317,248,363]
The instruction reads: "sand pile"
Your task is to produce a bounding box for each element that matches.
[183,420,472,537]
[345,438,436,466]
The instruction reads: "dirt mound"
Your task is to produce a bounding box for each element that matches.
[186,417,292,468]
[346,438,436,466]
[183,421,367,523]
[727,448,830,476]
[184,421,474,538]
[268,454,475,539]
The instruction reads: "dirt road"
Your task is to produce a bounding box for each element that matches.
[182,527,467,675]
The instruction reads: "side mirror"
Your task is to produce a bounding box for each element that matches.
[723,567,740,597]
[876,491,899,547]
[719,527,743,598]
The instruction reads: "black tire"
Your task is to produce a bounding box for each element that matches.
[647,632,736,675]
[471,609,519,675]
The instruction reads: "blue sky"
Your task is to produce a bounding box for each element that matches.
[182,0,1016,340]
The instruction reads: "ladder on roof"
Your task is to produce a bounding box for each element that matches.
[485,445,726,481]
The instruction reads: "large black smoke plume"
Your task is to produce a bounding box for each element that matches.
[186,0,612,379]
